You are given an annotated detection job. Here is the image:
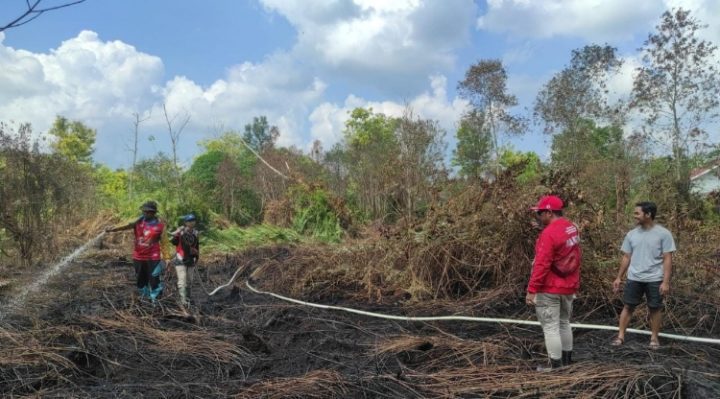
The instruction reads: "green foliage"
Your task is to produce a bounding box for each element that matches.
[632,157,677,214]
[132,153,176,194]
[289,184,343,242]
[185,150,225,192]
[341,108,400,218]
[499,147,542,184]
[1,123,92,265]
[187,135,261,225]
[243,116,277,152]
[202,224,300,253]
[325,107,448,221]
[345,108,398,147]
[48,116,96,164]
[94,165,128,210]
[231,188,262,226]
[452,110,492,179]
[551,119,625,167]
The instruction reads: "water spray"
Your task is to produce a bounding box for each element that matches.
[0,232,106,318]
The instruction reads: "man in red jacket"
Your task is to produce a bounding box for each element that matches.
[525,195,581,369]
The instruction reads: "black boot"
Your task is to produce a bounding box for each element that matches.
[537,358,563,371]
[551,358,563,369]
[562,351,573,366]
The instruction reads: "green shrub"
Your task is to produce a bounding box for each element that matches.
[202,224,301,253]
[289,184,343,242]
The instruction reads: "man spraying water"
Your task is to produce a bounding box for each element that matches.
[105,201,168,302]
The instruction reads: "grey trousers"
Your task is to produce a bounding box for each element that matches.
[175,265,194,288]
[535,293,574,360]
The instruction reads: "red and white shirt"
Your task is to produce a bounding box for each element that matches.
[132,217,165,261]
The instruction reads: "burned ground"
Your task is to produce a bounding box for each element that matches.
[1,244,718,399]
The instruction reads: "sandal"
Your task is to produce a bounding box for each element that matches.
[649,340,660,350]
[610,336,624,346]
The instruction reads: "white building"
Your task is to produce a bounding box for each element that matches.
[690,163,720,195]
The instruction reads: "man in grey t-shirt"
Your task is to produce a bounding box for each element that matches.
[611,201,676,349]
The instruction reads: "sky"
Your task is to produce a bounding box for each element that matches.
[0,0,719,169]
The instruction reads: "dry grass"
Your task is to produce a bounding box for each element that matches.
[236,370,349,399]
[86,310,252,368]
[392,364,680,399]
[374,333,512,369]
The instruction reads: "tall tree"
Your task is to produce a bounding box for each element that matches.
[243,116,279,152]
[343,108,400,219]
[452,110,493,180]
[395,109,447,219]
[48,116,96,165]
[458,59,525,175]
[535,45,623,170]
[631,8,720,198]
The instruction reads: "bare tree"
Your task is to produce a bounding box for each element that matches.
[128,111,151,197]
[162,103,190,185]
[1,0,86,32]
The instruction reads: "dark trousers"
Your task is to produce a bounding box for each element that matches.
[133,259,164,300]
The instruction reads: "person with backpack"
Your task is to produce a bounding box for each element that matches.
[169,214,200,307]
[525,195,582,370]
[105,201,168,302]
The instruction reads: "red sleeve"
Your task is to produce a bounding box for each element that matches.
[527,230,554,293]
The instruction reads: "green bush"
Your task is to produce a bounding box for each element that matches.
[289,184,343,242]
[202,224,301,253]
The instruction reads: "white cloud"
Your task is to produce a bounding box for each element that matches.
[260,0,477,93]
[0,31,329,166]
[605,55,640,105]
[0,30,163,130]
[152,52,327,149]
[665,0,720,41]
[477,0,718,42]
[309,75,469,147]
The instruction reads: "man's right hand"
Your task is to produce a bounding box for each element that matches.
[612,278,622,294]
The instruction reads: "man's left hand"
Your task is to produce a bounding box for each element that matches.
[660,281,670,296]
[525,292,536,306]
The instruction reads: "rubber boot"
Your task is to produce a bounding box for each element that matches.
[562,351,573,366]
[536,358,563,372]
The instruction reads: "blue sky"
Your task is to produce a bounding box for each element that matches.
[1,0,718,168]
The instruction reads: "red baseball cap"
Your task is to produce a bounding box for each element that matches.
[530,195,564,211]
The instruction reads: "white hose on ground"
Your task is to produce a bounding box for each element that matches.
[207,263,249,296]
[227,280,720,346]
